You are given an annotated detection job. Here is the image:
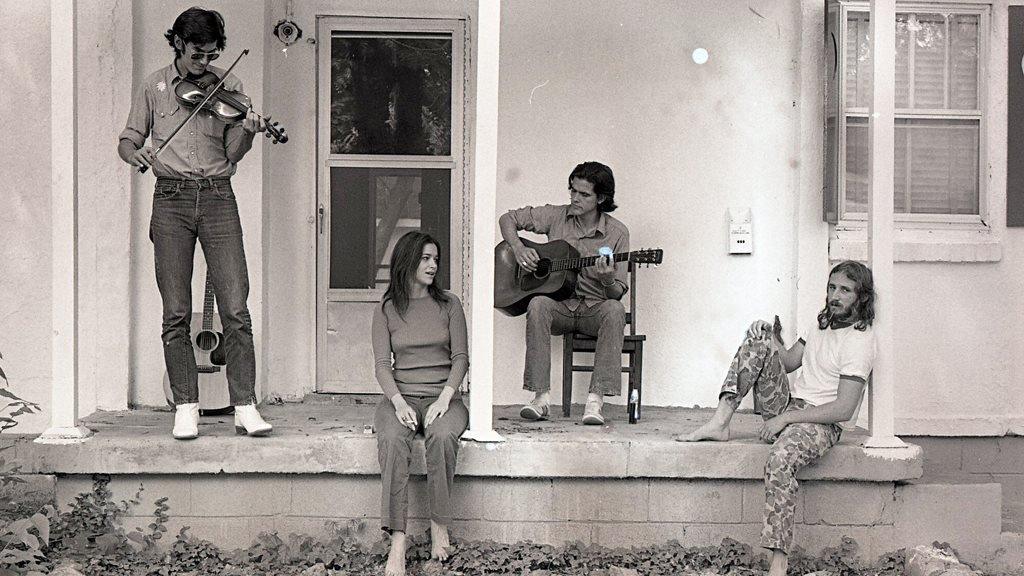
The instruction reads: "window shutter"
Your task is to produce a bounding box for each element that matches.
[1008,7,1024,226]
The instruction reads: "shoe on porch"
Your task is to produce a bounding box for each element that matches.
[582,395,605,426]
[234,404,273,436]
[519,397,550,421]
[172,403,200,440]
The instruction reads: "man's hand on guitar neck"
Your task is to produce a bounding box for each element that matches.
[595,253,616,285]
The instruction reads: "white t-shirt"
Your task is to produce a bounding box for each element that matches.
[791,323,876,429]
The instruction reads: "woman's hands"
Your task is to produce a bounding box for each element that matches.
[425,387,455,427]
[392,394,418,432]
[392,387,456,431]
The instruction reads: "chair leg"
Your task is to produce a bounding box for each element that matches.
[562,333,574,417]
[626,350,636,422]
[634,342,644,421]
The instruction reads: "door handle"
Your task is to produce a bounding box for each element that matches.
[318,204,325,235]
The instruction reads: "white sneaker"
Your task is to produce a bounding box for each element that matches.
[234,404,273,437]
[172,403,200,440]
[582,395,605,426]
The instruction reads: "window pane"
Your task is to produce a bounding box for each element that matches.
[845,118,868,213]
[949,14,980,109]
[895,15,912,107]
[330,33,452,155]
[844,117,978,215]
[911,14,947,108]
[846,13,871,109]
[329,167,451,289]
[846,12,979,111]
[904,118,979,214]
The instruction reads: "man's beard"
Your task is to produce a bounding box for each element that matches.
[826,301,855,324]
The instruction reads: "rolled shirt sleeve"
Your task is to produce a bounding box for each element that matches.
[610,227,630,295]
[119,81,152,149]
[221,76,256,163]
[506,204,562,235]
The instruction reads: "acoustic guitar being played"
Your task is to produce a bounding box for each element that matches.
[494,237,663,317]
[162,272,233,415]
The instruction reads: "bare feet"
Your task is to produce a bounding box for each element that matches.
[385,531,407,576]
[430,520,452,561]
[676,419,730,442]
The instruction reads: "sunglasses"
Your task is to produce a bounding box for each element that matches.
[189,51,220,61]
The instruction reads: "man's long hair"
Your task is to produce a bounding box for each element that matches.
[382,231,449,318]
[568,161,617,212]
[817,260,875,331]
[165,7,227,57]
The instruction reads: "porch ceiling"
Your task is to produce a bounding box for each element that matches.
[5,396,922,482]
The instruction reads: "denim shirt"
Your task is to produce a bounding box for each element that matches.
[120,63,255,179]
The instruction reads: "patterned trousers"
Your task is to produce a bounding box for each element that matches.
[720,335,842,554]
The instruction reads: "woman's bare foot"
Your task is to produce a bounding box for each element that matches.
[385,531,407,576]
[676,419,730,442]
[430,520,452,561]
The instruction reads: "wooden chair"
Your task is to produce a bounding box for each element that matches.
[561,260,646,423]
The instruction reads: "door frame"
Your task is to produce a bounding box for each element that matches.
[315,15,469,392]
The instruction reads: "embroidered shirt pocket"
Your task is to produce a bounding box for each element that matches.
[151,103,182,146]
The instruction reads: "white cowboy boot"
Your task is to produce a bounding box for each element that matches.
[234,404,273,436]
[172,403,200,440]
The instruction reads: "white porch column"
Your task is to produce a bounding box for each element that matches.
[37,0,91,444]
[864,0,905,449]
[463,0,503,443]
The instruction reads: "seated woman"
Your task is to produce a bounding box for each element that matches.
[371,231,469,576]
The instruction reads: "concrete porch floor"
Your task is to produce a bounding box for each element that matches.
[7,394,922,480]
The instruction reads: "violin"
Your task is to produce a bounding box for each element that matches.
[176,71,288,144]
[136,49,285,174]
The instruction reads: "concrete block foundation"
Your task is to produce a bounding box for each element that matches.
[50,473,1000,563]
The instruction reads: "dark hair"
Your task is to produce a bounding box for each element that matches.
[382,231,450,318]
[817,260,875,331]
[165,7,226,58]
[568,161,617,212]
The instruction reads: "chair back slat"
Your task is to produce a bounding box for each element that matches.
[628,260,637,336]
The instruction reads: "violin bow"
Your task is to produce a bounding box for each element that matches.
[138,49,250,174]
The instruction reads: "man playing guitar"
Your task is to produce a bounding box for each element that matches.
[118,7,276,439]
[498,161,629,425]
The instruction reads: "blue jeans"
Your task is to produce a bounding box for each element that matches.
[524,296,626,395]
[150,178,256,406]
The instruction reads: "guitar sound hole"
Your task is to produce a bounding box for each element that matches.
[533,260,551,279]
[195,331,219,352]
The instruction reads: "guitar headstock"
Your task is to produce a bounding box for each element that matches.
[630,248,663,266]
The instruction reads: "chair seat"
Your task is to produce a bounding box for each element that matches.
[569,333,645,353]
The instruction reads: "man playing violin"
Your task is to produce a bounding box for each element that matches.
[118,7,278,439]
[498,161,630,425]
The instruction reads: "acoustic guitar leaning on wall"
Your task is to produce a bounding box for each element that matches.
[161,271,233,416]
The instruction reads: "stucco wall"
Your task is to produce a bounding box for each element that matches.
[0,1,53,434]
[491,0,806,407]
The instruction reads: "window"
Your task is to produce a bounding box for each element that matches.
[825,2,988,224]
